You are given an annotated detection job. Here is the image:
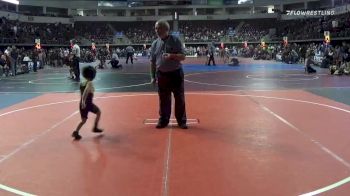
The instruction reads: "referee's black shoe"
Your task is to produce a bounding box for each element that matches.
[156,122,168,129]
[178,123,188,129]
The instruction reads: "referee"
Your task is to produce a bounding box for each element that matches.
[125,45,134,64]
[150,20,187,129]
[71,39,81,81]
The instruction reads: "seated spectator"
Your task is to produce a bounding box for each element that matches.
[305,50,317,74]
[108,52,122,69]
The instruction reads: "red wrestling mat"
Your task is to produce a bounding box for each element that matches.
[0,91,349,195]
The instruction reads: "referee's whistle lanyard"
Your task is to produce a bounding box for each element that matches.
[161,37,169,55]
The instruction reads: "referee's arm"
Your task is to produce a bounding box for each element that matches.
[150,41,157,82]
[150,61,156,81]
[169,53,185,61]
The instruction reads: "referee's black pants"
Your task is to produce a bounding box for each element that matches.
[157,68,187,125]
[126,52,133,64]
[73,57,80,81]
[208,54,216,66]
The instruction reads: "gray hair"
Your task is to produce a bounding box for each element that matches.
[155,20,170,31]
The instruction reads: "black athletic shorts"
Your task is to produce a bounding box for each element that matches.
[79,103,100,119]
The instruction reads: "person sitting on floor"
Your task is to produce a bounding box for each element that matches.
[108,52,122,69]
[304,51,317,74]
[228,57,239,66]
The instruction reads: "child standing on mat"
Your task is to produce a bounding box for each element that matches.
[72,66,103,140]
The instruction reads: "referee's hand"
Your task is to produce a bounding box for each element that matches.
[150,78,157,86]
[162,53,171,60]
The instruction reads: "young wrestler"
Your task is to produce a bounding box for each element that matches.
[72,66,103,140]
